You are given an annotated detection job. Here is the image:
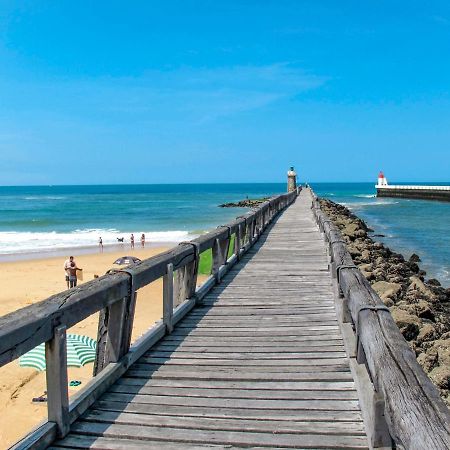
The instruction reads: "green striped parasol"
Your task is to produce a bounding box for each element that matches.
[19,334,97,371]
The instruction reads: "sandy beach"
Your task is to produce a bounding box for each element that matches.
[0,245,176,448]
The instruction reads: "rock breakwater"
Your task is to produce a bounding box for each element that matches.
[320,198,450,405]
[219,198,270,208]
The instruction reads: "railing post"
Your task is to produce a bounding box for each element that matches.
[255,211,261,238]
[235,223,242,260]
[46,325,70,437]
[371,391,392,448]
[250,218,256,244]
[212,234,230,283]
[163,263,174,334]
[94,271,137,375]
[174,243,199,306]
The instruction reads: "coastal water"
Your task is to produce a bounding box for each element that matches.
[0,184,284,255]
[0,183,448,286]
[311,182,450,287]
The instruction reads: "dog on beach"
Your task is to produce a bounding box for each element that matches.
[117,237,124,242]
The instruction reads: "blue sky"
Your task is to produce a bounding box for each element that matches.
[0,1,449,184]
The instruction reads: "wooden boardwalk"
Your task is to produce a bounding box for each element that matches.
[51,191,369,449]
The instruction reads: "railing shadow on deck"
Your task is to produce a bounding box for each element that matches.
[0,188,300,450]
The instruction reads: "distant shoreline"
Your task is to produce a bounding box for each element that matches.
[0,240,180,263]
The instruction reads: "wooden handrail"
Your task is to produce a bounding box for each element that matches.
[2,188,298,446]
[310,189,450,450]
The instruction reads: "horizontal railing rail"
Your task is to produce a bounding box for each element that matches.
[0,188,299,449]
[310,190,450,450]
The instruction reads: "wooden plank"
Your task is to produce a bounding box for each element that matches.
[51,434,219,449]
[138,357,348,366]
[153,343,346,352]
[116,377,358,391]
[167,328,341,337]
[108,384,359,400]
[66,422,369,449]
[124,369,354,381]
[82,409,366,434]
[179,314,339,323]
[146,351,347,359]
[94,399,364,422]
[161,335,345,344]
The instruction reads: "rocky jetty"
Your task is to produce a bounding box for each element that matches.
[320,198,450,405]
[219,198,270,208]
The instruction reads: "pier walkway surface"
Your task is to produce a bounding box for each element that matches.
[50,191,369,449]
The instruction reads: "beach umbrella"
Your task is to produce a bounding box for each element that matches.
[113,256,141,265]
[19,334,97,372]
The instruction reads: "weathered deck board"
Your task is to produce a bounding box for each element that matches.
[54,191,368,449]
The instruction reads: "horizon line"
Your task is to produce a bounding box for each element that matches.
[0,180,450,188]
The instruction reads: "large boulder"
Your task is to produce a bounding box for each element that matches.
[408,276,436,301]
[416,323,437,344]
[409,253,421,263]
[372,281,402,301]
[390,307,421,341]
[343,222,366,239]
[429,366,450,390]
[417,346,438,372]
[359,249,371,263]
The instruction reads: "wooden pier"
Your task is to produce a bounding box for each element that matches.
[1,188,449,449]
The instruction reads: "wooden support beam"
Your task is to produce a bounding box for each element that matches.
[163,263,174,334]
[46,325,69,438]
[212,235,230,283]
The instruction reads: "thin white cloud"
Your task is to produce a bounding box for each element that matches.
[0,63,326,126]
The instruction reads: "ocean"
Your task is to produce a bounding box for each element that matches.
[311,182,450,287]
[0,183,448,286]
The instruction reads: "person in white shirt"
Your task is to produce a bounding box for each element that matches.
[63,256,82,288]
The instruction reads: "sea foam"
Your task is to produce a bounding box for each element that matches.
[0,229,193,255]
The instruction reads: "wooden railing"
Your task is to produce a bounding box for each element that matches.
[310,191,450,450]
[0,189,298,449]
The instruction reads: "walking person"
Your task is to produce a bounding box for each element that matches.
[98,236,103,252]
[141,233,145,248]
[130,233,135,249]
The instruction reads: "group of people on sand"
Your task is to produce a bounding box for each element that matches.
[65,233,147,289]
[97,233,146,251]
[129,233,146,249]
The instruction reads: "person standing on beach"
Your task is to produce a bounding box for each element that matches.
[130,233,135,249]
[63,256,75,288]
[141,233,145,248]
[68,261,82,288]
[64,256,82,288]
[98,236,103,252]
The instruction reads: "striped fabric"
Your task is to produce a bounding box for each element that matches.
[19,334,97,371]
